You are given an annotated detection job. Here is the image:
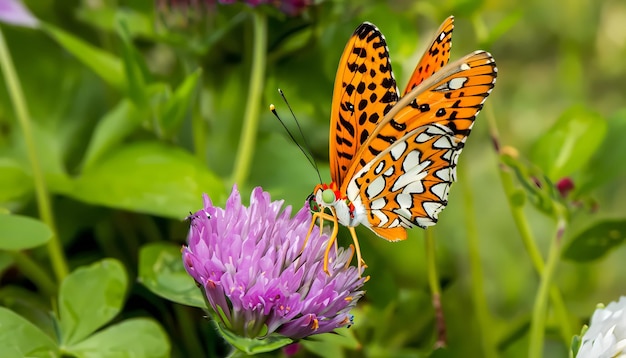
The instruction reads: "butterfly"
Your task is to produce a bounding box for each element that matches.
[306,16,497,274]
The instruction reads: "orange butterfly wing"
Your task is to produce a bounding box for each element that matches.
[403,16,455,96]
[329,18,456,187]
[343,51,497,241]
[329,23,399,186]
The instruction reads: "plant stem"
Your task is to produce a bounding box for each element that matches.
[486,107,572,344]
[231,11,267,187]
[175,305,205,358]
[425,229,446,348]
[528,215,566,358]
[9,251,56,296]
[0,29,68,282]
[458,165,498,358]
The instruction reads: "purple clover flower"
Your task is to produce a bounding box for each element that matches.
[182,186,366,342]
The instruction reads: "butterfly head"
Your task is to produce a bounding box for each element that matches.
[309,182,365,227]
[309,183,340,211]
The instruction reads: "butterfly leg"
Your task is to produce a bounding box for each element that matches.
[322,208,340,275]
[347,226,366,273]
[303,210,332,254]
[303,212,319,253]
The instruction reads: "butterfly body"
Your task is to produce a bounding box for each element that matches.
[307,17,497,273]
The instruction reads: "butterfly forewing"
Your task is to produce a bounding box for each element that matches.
[403,16,454,96]
[329,23,399,186]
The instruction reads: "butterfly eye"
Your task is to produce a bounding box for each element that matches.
[321,188,336,205]
[307,193,319,212]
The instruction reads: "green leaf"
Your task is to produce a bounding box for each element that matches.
[578,108,626,193]
[116,20,149,106]
[563,219,626,262]
[67,318,170,358]
[531,105,606,181]
[76,6,155,39]
[500,152,558,216]
[300,328,360,357]
[59,258,128,346]
[138,243,205,308]
[42,23,125,92]
[81,99,143,171]
[0,307,58,357]
[71,142,226,219]
[0,252,13,276]
[0,286,56,339]
[483,10,524,48]
[158,69,202,136]
[0,214,52,250]
[215,321,293,355]
[0,158,32,205]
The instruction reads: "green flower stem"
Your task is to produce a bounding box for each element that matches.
[425,229,446,348]
[191,89,207,163]
[175,305,205,358]
[231,11,267,187]
[226,349,250,358]
[458,166,498,358]
[528,214,567,358]
[0,29,69,282]
[9,251,56,296]
[486,107,572,343]
[497,163,572,343]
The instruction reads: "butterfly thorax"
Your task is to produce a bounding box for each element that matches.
[308,182,366,228]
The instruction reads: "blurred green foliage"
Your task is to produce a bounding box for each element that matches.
[1,0,626,357]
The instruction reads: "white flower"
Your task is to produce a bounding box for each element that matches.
[577,296,626,358]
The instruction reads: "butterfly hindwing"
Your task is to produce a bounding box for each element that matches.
[346,123,461,240]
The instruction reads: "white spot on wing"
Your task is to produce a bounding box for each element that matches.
[415,132,431,143]
[375,161,385,175]
[372,209,389,226]
[430,182,450,200]
[415,216,436,228]
[460,63,470,71]
[448,77,467,90]
[435,167,453,182]
[394,207,412,220]
[366,175,386,198]
[402,150,422,172]
[433,136,453,149]
[371,197,386,210]
[390,141,407,160]
[426,124,450,136]
[396,193,412,208]
[383,166,394,176]
[392,156,430,192]
[423,202,444,219]
[402,180,425,195]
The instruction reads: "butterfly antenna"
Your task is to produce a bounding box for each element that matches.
[277,89,323,183]
[270,93,322,183]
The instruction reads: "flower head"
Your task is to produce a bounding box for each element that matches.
[182,186,365,342]
[556,177,575,198]
[577,296,626,357]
